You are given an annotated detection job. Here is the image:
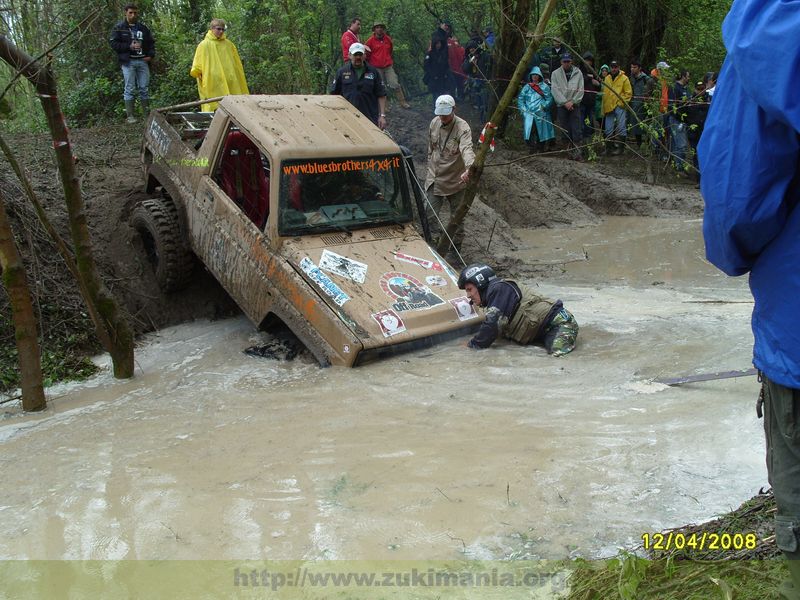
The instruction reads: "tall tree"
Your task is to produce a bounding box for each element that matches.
[587,0,668,66]
[0,183,45,411]
[491,0,533,121]
[0,34,135,379]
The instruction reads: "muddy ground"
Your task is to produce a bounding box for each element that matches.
[1,98,702,363]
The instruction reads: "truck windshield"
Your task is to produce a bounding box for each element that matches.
[278,154,413,235]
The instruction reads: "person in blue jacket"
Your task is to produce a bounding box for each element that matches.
[517,66,555,153]
[699,1,800,597]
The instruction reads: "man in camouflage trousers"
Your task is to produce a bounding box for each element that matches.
[458,263,578,356]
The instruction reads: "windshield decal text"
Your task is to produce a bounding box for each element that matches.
[283,156,401,176]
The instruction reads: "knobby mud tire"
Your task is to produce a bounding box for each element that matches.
[131,198,193,292]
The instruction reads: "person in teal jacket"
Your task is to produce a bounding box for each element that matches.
[700,1,800,597]
[517,65,554,153]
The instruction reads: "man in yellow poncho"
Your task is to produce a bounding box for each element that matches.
[601,60,632,154]
[190,18,249,112]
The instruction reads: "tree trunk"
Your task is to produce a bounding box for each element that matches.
[0,185,46,411]
[0,34,134,379]
[436,0,560,256]
[588,0,668,67]
[491,0,532,129]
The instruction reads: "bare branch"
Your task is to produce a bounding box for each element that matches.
[0,6,104,104]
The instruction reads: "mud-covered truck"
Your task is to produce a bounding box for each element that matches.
[136,95,480,366]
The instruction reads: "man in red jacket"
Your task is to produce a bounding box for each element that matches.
[341,17,364,62]
[365,21,410,109]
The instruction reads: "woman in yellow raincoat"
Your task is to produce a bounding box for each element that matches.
[190,19,249,112]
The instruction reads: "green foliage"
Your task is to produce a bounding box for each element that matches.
[63,76,121,126]
[660,0,732,78]
[567,556,788,600]
[1,0,731,135]
[0,302,100,393]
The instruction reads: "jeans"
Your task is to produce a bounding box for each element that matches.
[557,106,582,155]
[580,103,595,136]
[121,59,150,101]
[604,106,627,139]
[668,115,688,170]
[629,103,646,139]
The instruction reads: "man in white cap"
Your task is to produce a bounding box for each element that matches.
[331,42,387,129]
[424,94,475,257]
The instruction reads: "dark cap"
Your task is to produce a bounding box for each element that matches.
[610,60,619,67]
[560,53,572,62]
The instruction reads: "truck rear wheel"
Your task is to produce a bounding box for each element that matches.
[131,199,193,292]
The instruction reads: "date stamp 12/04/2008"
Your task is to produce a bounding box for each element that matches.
[641,532,758,552]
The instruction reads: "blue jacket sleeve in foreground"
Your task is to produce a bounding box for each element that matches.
[699,0,800,276]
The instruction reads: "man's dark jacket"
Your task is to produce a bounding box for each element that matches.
[109,20,155,64]
[330,62,386,125]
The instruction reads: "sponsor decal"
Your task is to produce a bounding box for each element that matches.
[450,296,479,321]
[429,248,459,285]
[319,249,367,283]
[371,309,406,337]
[343,344,351,354]
[426,275,447,287]
[299,257,350,306]
[393,251,437,270]
[380,271,445,312]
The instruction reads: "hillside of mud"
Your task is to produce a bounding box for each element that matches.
[1,100,703,384]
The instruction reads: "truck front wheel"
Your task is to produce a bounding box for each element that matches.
[131,199,193,292]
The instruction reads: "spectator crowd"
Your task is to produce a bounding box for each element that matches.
[111,5,717,176]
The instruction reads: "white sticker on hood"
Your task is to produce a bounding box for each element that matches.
[299,257,350,306]
[450,297,479,321]
[319,249,367,283]
[372,309,407,337]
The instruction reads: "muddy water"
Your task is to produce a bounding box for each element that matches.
[0,217,765,562]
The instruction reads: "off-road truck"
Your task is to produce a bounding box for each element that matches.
[136,95,480,366]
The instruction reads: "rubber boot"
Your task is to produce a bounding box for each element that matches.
[395,87,411,109]
[141,98,151,117]
[125,100,136,123]
[613,139,625,155]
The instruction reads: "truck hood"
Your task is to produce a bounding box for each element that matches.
[283,235,481,346]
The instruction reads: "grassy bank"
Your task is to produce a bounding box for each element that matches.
[567,491,790,599]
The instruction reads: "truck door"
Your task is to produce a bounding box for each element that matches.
[194,122,275,321]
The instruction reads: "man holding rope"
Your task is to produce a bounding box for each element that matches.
[424,94,475,262]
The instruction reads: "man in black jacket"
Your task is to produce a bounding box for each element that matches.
[580,51,601,136]
[109,4,155,123]
[629,60,653,147]
[331,43,387,129]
